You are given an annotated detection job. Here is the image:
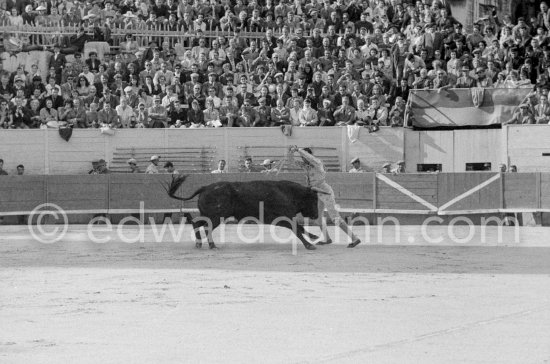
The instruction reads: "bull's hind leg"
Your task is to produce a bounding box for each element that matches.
[192,218,207,248]
[205,218,221,250]
[277,221,316,250]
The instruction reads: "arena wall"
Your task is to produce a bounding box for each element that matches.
[404,128,504,172]
[2,173,549,216]
[506,126,550,172]
[0,128,404,175]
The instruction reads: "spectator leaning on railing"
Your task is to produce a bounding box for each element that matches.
[0,1,549,129]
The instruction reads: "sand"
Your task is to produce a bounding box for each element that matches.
[1,225,550,364]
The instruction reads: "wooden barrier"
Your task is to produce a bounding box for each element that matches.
[46,175,109,213]
[0,176,46,214]
[437,173,501,214]
[376,173,438,213]
[2,173,550,216]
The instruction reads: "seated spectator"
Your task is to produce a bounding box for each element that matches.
[334,96,356,125]
[318,99,336,126]
[506,103,535,124]
[298,98,318,126]
[188,99,205,128]
[270,98,290,126]
[116,97,135,128]
[203,98,222,127]
[148,95,168,128]
[98,102,119,127]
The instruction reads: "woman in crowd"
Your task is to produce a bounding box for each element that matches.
[203,98,221,127]
[39,98,59,126]
[76,76,90,96]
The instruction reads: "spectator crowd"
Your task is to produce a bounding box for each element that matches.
[0,0,549,129]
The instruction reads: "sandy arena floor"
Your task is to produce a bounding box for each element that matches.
[1,225,550,364]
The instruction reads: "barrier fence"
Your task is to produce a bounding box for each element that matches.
[1,172,549,216]
[0,23,332,49]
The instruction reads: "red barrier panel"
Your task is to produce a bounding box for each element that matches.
[108,174,182,212]
[503,173,539,210]
[376,174,438,212]
[0,176,46,214]
[2,173,550,215]
[437,173,501,213]
[46,175,108,213]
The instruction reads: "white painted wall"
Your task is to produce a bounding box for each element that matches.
[0,128,404,175]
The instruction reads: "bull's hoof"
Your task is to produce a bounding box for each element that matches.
[347,239,362,248]
[305,244,317,250]
[316,238,333,246]
[209,243,218,250]
[195,242,203,249]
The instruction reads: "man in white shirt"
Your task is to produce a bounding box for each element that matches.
[211,159,227,173]
[146,155,160,174]
[115,97,135,128]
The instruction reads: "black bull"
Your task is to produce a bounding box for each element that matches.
[166,175,328,250]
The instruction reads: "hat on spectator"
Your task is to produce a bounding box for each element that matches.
[262,159,273,166]
[32,75,41,82]
[327,69,335,76]
[127,158,137,165]
[461,65,470,71]
[397,160,405,165]
[14,76,22,82]
[475,66,485,73]
[36,5,46,10]
[382,162,391,168]
[124,86,133,92]
[208,72,217,78]
[274,72,284,78]
[153,94,161,100]
[123,11,137,17]
[258,97,266,103]
[520,103,529,108]
[350,157,360,164]
[150,155,160,161]
[98,159,106,165]
[190,73,199,78]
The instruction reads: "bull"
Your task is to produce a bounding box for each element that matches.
[166,175,327,250]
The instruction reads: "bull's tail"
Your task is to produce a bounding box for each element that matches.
[165,175,205,201]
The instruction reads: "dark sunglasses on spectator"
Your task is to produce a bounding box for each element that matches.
[129,162,136,165]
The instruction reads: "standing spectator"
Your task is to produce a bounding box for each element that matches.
[164,161,179,174]
[127,158,140,173]
[349,158,365,173]
[146,156,160,174]
[0,159,8,175]
[211,159,227,173]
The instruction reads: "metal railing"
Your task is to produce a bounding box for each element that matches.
[0,22,301,49]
